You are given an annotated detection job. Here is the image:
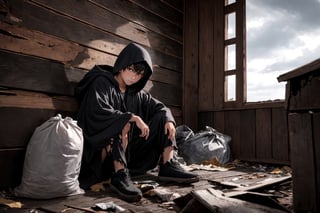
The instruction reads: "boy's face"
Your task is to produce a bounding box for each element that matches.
[120,66,144,86]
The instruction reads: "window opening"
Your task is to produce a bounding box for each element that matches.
[226,12,236,39]
[225,75,236,101]
[225,0,236,6]
[225,44,236,71]
[224,3,238,103]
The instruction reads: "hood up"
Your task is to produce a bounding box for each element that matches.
[113,43,153,93]
[75,43,153,100]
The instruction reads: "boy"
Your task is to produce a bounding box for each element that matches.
[75,43,199,202]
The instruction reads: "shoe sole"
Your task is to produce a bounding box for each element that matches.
[157,176,200,184]
[109,184,142,202]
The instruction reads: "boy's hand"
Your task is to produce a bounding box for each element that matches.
[165,122,175,141]
[130,115,149,140]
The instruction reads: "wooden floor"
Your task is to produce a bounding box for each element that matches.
[1,162,293,213]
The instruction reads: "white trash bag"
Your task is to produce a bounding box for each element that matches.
[14,114,84,199]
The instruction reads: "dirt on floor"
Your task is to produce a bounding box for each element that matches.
[0,159,293,213]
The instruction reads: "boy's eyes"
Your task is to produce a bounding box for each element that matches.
[128,67,135,72]
[127,67,144,75]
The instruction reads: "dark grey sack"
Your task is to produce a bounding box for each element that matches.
[176,125,232,165]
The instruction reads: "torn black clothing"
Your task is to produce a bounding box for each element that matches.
[75,43,176,189]
[126,112,175,175]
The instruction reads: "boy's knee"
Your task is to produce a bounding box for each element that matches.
[150,113,166,125]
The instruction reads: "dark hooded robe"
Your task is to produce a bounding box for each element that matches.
[75,43,176,189]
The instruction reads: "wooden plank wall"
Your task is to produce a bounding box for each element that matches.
[284,69,320,212]
[0,0,184,188]
[289,112,318,212]
[184,0,290,165]
[198,107,289,164]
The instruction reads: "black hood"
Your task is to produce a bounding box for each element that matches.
[74,65,114,102]
[113,43,153,93]
[75,43,153,100]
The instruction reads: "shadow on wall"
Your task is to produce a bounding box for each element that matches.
[0,0,183,107]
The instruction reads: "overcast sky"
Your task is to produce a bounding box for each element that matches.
[246,0,320,101]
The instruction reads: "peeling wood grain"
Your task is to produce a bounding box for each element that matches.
[3,0,182,71]
[0,21,82,64]
[31,0,182,58]
[0,50,85,95]
[0,22,117,70]
[0,90,78,111]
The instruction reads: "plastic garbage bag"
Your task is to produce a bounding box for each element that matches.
[14,114,84,199]
[176,125,232,165]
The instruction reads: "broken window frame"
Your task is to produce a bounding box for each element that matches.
[223,0,246,108]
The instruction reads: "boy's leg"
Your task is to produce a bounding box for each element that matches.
[127,113,199,183]
[158,146,200,183]
[112,122,131,170]
[126,113,170,174]
[109,123,142,202]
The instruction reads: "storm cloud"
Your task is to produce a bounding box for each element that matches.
[246,0,320,101]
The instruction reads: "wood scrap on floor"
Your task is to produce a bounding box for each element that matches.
[175,160,293,212]
[0,160,293,212]
[188,188,288,213]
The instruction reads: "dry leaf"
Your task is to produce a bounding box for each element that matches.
[0,197,22,208]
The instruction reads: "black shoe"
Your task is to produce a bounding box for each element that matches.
[158,159,199,183]
[110,169,142,202]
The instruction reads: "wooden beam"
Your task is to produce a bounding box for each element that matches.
[198,0,214,111]
[289,113,317,211]
[183,0,199,130]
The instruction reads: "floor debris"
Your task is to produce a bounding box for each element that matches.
[0,160,293,212]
